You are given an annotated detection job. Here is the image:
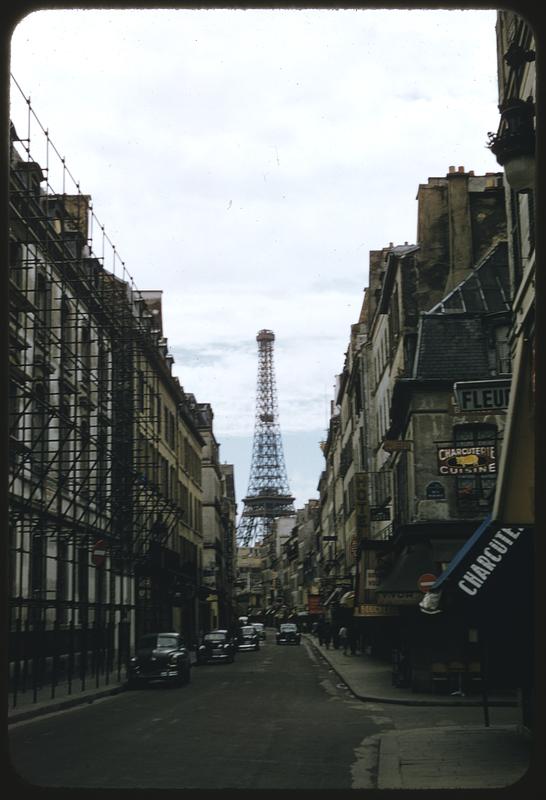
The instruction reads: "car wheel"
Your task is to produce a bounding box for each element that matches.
[127,677,140,690]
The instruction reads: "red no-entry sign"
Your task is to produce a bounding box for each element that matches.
[417,573,438,593]
[92,539,107,567]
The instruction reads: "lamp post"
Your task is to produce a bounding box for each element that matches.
[487,97,535,192]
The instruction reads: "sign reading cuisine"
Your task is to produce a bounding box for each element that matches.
[437,445,496,475]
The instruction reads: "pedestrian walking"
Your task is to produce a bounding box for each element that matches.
[323,622,332,649]
[338,625,349,654]
[317,617,325,646]
[348,624,357,655]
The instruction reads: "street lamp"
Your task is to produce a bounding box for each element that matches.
[487,97,535,192]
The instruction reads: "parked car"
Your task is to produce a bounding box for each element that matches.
[127,632,191,687]
[276,623,301,645]
[196,630,236,664]
[237,625,260,651]
[250,622,266,640]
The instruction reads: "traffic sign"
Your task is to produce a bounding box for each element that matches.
[92,539,107,567]
[417,573,438,593]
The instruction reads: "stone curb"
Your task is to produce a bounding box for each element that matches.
[7,683,128,725]
[377,732,402,789]
[306,635,517,708]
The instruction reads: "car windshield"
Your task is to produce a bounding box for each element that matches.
[241,626,256,635]
[204,633,226,642]
[252,624,264,630]
[138,634,178,649]
[280,624,297,632]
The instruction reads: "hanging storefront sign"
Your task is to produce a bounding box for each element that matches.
[355,604,400,617]
[437,445,496,475]
[454,379,511,412]
[365,569,379,589]
[308,595,324,614]
[355,472,370,537]
[370,506,391,521]
[376,591,423,606]
[382,440,412,452]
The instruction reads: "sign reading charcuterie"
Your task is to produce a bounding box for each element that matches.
[437,445,496,475]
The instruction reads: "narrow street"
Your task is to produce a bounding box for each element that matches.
[9,634,523,791]
[10,637,379,790]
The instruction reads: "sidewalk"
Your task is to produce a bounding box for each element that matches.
[305,634,534,790]
[303,633,517,707]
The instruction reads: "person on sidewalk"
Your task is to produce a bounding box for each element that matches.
[348,624,357,655]
[323,622,332,649]
[338,625,349,654]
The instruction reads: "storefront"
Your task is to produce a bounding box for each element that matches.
[420,516,533,722]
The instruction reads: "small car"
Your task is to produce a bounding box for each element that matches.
[127,632,191,687]
[197,630,236,664]
[276,623,301,645]
[250,622,266,640]
[237,625,260,651]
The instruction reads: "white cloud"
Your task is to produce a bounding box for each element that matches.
[9,6,500,496]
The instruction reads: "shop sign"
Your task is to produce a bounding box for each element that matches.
[308,595,323,614]
[437,445,496,475]
[365,569,379,589]
[355,604,400,617]
[376,591,423,606]
[382,440,412,452]
[370,506,391,521]
[454,379,511,412]
[355,472,370,536]
[457,525,528,598]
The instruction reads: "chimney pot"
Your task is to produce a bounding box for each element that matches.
[458,166,465,173]
[449,166,456,173]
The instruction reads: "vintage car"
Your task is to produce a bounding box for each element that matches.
[196,630,236,664]
[250,622,266,640]
[237,625,260,651]
[127,632,191,687]
[276,623,301,645]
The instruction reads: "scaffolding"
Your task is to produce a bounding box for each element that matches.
[8,76,200,708]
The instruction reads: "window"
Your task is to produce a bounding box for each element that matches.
[494,326,511,374]
[57,541,69,624]
[454,425,497,511]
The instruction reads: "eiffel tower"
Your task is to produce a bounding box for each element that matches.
[237,330,295,546]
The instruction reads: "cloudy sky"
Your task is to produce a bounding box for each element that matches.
[9,6,501,512]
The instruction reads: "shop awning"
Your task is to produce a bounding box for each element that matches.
[420,515,532,613]
[339,591,355,607]
[375,543,437,604]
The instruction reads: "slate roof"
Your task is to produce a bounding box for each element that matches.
[413,314,491,380]
[413,240,511,380]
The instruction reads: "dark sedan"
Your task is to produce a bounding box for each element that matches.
[127,632,191,687]
[196,630,236,664]
[237,625,260,651]
[276,623,301,645]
